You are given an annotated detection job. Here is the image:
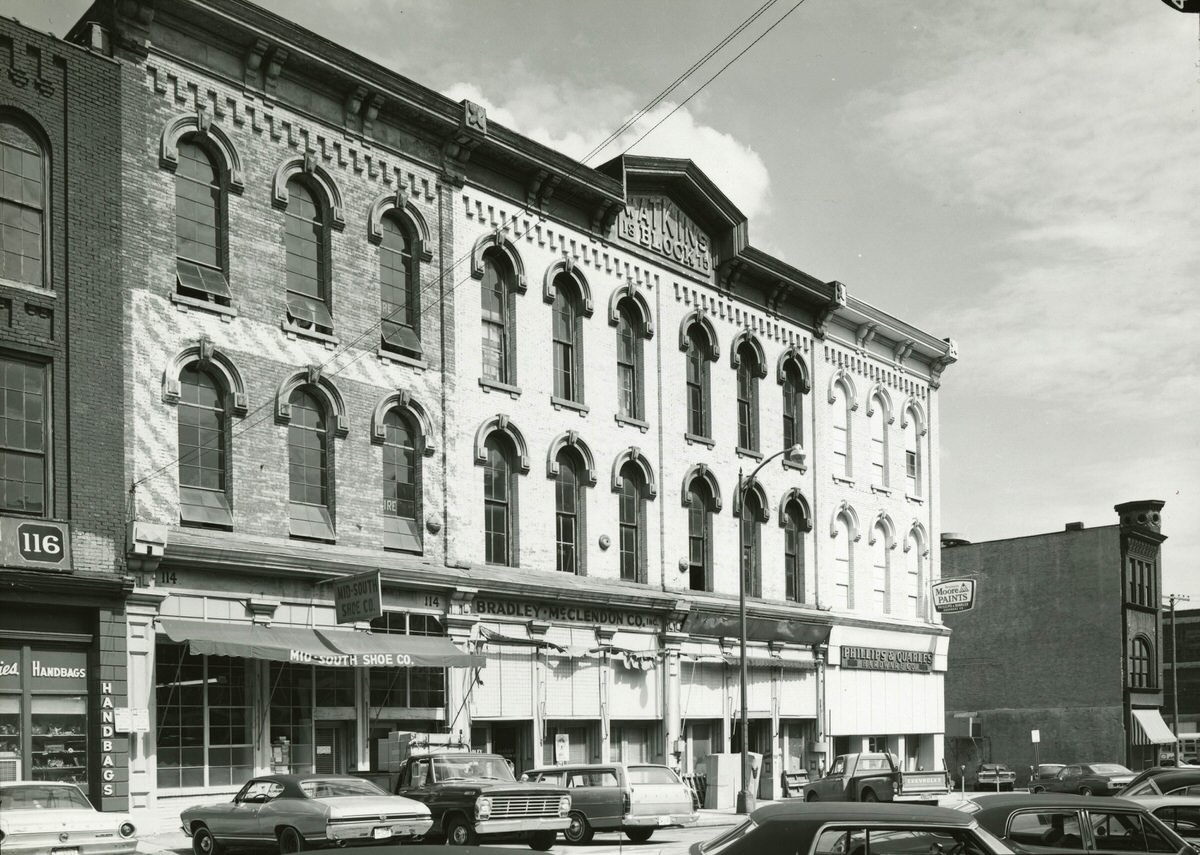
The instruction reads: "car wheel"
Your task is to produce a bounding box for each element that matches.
[1079,786,1093,796]
[445,816,478,847]
[529,831,557,851]
[861,788,878,803]
[805,791,819,803]
[564,811,593,844]
[625,828,654,843]
[191,826,221,855]
[278,826,305,853]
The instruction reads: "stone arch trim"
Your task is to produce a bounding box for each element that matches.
[608,285,655,338]
[678,310,720,360]
[271,155,345,230]
[369,389,436,456]
[868,511,898,548]
[734,478,770,521]
[162,338,249,416]
[274,366,349,437]
[542,259,594,317]
[473,414,531,473]
[830,500,861,541]
[777,488,814,531]
[470,231,528,293]
[776,346,812,392]
[680,463,722,512]
[546,430,598,486]
[827,368,859,410]
[900,396,929,436]
[159,110,245,193]
[610,447,658,499]
[865,383,895,423]
[366,191,434,261]
[729,329,768,378]
[905,520,930,556]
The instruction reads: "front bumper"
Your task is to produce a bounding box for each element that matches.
[327,818,434,843]
[893,793,948,803]
[623,812,699,829]
[474,817,570,836]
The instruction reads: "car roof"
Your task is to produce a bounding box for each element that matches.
[527,763,621,772]
[970,793,1143,810]
[752,802,977,826]
[0,780,85,788]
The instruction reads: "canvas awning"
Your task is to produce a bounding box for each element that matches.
[159,618,481,668]
[1131,708,1177,745]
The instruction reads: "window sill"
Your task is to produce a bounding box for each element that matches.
[0,278,55,298]
[378,347,428,371]
[832,475,855,487]
[281,318,339,348]
[905,493,925,504]
[615,414,649,433]
[782,458,807,474]
[479,377,522,398]
[736,446,763,461]
[551,396,589,415]
[871,485,893,496]
[171,291,237,321]
[685,432,715,448]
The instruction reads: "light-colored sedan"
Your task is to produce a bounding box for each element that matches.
[1127,795,1200,843]
[0,780,137,855]
[181,773,432,854]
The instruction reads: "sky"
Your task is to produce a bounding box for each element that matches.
[10,0,1199,604]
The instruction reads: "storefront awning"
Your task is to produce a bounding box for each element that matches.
[1132,708,1177,745]
[159,619,481,668]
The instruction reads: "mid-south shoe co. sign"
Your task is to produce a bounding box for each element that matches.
[0,514,72,572]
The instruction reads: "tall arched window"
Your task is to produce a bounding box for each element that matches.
[1130,636,1153,689]
[481,253,515,385]
[619,463,648,583]
[552,276,583,403]
[174,139,231,306]
[832,381,852,478]
[382,409,421,552]
[870,393,888,487]
[284,179,333,332]
[288,388,334,540]
[616,302,644,421]
[0,119,46,288]
[872,524,890,614]
[833,514,852,609]
[686,479,716,592]
[905,412,922,496]
[483,434,517,565]
[736,343,760,452]
[178,364,231,528]
[784,502,807,603]
[740,488,764,598]
[686,327,711,438]
[782,362,805,451]
[906,532,923,619]
[554,451,582,574]
[379,215,421,357]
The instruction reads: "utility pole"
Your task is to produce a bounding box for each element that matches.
[1164,593,1191,765]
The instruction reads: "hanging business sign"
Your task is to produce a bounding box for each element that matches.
[932,578,977,613]
[333,570,382,624]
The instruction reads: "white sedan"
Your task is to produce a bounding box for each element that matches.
[0,781,137,855]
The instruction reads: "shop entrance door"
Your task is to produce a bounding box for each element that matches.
[314,724,348,774]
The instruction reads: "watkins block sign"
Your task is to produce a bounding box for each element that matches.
[931,578,977,613]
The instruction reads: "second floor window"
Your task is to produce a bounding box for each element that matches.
[0,120,45,288]
[380,216,421,357]
[872,525,890,614]
[382,410,421,553]
[685,328,711,438]
[686,479,715,592]
[288,389,334,540]
[784,502,807,603]
[481,255,513,384]
[616,303,644,421]
[740,488,763,598]
[833,514,852,610]
[174,140,230,307]
[618,464,647,583]
[735,344,760,452]
[552,278,583,403]
[178,364,232,528]
[554,452,582,574]
[284,179,333,333]
[782,362,805,451]
[906,533,923,619]
[905,414,921,495]
[832,381,852,478]
[870,394,888,487]
[0,354,47,515]
[483,435,516,565]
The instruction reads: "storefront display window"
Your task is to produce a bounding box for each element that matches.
[31,695,86,783]
[0,694,20,780]
[269,663,314,774]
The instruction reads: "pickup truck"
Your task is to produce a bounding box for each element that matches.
[971,762,1017,791]
[802,753,950,804]
[393,750,570,850]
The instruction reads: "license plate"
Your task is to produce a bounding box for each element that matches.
[659,815,672,826]
[52,849,80,855]
[373,827,392,840]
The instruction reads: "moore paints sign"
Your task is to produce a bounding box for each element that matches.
[932,578,977,613]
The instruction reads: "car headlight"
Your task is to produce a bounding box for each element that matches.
[476,797,492,820]
[119,822,136,839]
[558,795,571,816]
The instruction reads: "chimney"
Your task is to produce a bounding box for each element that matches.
[1065,522,1085,532]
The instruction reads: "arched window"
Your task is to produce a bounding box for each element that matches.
[382,409,422,552]
[686,479,716,592]
[178,364,232,528]
[284,179,333,333]
[784,502,807,603]
[905,412,922,496]
[483,434,517,565]
[552,276,583,403]
[782,362,805,452]
[554,450,583,574]
[1130,636,1153,689]
[870,393,888,487]
[906,532,923,619]
[481,253,516,385]
[379,214,421,357]
[0,118,46,288]
[872,524,890,614]
[740,488,764,598]
[619,463,648,583]
[288,388,334,541]
[833,513,853,609]
[174,140,231,307]
[832,381,852,478]
[616,302,645,421]
[736,343,760,452]
[686,326,712,438]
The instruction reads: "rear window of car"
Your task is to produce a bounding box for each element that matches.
[627,766,681,785]
[302,778,387,798]
[1089,764,1132,775]
[0,785,92,811]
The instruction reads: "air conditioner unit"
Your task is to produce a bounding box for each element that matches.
[0,757,21,782]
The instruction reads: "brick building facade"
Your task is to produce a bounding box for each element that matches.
[942,500,1171,782]
[8,0,954,823]
[1164,606,1200,750]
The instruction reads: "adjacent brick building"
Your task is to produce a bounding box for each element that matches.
[942,500,1171,782]
[1163,606,1200,752]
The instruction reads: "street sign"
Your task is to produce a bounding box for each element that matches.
[932,578,976,613]
[333,570,383,624]
[1031,729,1041,743]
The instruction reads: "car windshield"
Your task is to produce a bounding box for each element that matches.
[628,765,682,785]
[1038,765,1065,776]
[0,784,93,811]
[432,755,516,782]
[1089,764,1133,775]
[301,778,388,798]
[981,765,1009,772]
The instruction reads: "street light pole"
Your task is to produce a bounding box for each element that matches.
[736,444,802,816]
[1165,593,1191,765]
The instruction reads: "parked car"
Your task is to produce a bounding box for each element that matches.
[0,781,138,855]
[958,792,1192,854]
[970,763,1017,792]
[1027,764,1066,794]
[180,773,432,854]
[1035,762,1135,796]
[1122,767,1200,797]
[689,801,1015,855]
[801,752,951,804]
[523,761,698,843]
[1130,795,1200,842]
